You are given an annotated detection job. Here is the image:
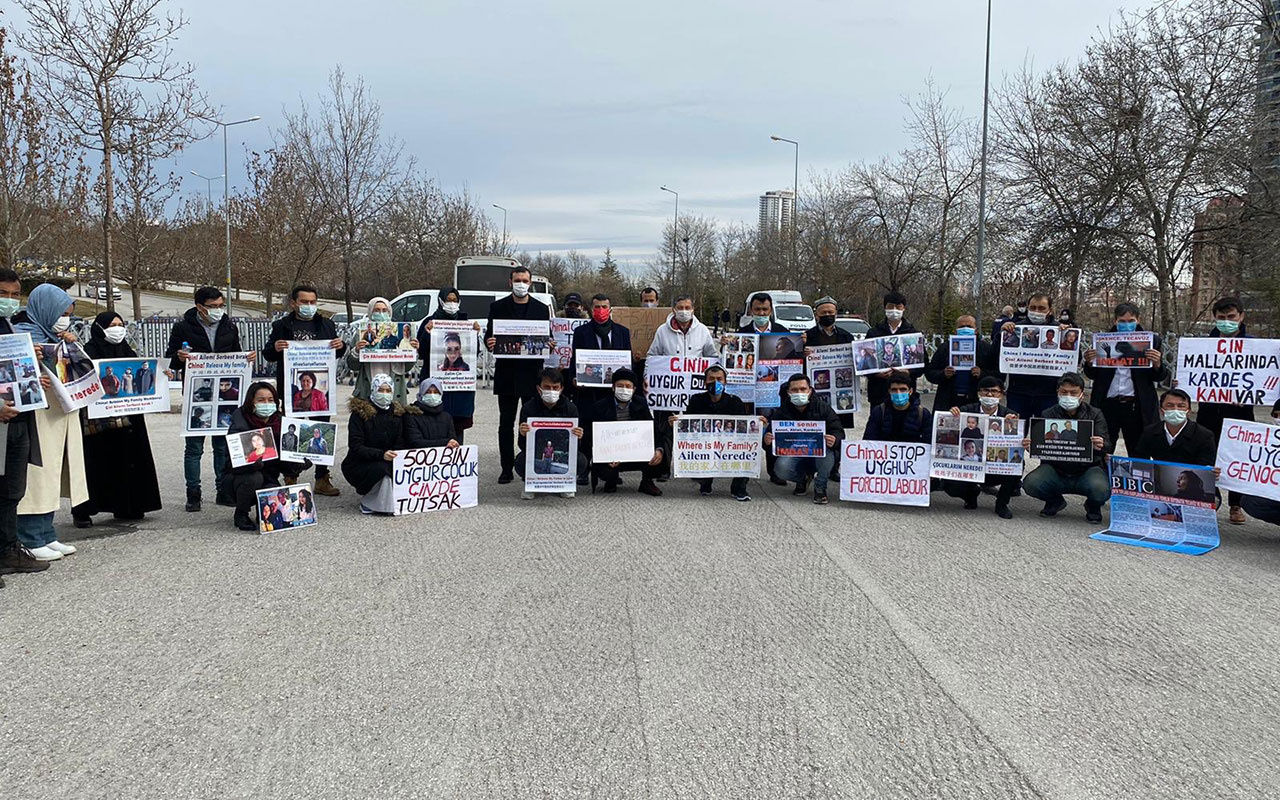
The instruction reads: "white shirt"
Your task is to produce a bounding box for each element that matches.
[1108,367,1135,398]
[1165,422,1185,446]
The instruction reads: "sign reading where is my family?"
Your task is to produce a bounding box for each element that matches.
[672,415,763,478]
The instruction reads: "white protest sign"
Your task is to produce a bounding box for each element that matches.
[997,325,1082,376]
[592,420,655,463]
[182,352,253,437]
[493,319,552,359]
[930,411,1024,481]
[283,341,335,417]
[839,440,931,506]
[644,355,719,412]
[392,445,480,514]
[87,357,169,419]
[1215,418,1280,502]
[524,417,578,492]
[0,332,47,411]
[574,349,633,388]
[428,320,478,392]
[671,414,763,478]
[545,317,588,370]
[1176,337,1280,406]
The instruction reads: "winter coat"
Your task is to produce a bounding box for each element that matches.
[588,393,667,462]
[863,395,932,444]
[1132,420,1217,466]
[647,314,719,359]
[1037,401,1111,475]
[404,402,457,449]
[164,306,243,373]
[341,396,417,495]
[925,337,1000,413]
[517,393,580,454]
[417,309,478,424]
[864,318,926,407]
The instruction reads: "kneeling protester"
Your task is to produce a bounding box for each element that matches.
[764,374,842,504]
[587,368,665,496]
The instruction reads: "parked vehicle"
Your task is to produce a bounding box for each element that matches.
[90,281,123,301]
[835,316,870,340]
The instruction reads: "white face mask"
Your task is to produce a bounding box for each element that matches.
[1027,311,1048,324]
[978,395,999,409]
[1163,409,1188,426]
[296,304,317,319]
[1270,416,1280,427]
[422,392,443,408]
[614,387,634,403]
[789,392,811,407]
[674,309,694,324]
[642,301,657,308]
[441,302,460,315]
[511,282,530,298]
[104,326,128,344]
[540,389,561,405]
[884,309,903,322]
[51,315,71,333]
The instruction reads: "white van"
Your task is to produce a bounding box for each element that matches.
[739,290,813,333]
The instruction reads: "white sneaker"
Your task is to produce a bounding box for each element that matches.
[521,491,535,500]
[28,546,63,561]
[559,492,575,498]
[46,540,77,555]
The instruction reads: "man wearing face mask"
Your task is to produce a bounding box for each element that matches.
[646,295,717,480]
[864,291,925,408]
[763,374,842,504]
[585,368,664,496]
[1236,399,1280,527]
[485,266,553,483]
[1193,296,1256,525]
[263,284,345,496]
[675,365,754,501]
[1021,372,1111,523]
[802,297,856,428]
[640,288,660,309]
[941,376,1021,518]
[864,375,932,444]
[516,368,586,498]
[737,293,789,336]
[568,294,632,483]
[1082,302,1168,457]
[996,293,1069,420]
[165,286,257,512]
[1131,389,1217,466]
[926,313,999,415]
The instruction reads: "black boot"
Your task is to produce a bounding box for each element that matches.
[234,508,257,532]
[185,487,201,512]
[215,488,236,507]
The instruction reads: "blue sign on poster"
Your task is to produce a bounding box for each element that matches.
[1090,456,1220,555]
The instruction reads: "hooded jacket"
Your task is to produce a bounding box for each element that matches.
[404,400,457,449]
[769,390,844,443]
[164,306,243,373]
[648,314,719,359]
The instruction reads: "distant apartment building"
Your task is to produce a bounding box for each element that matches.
[758,190,795,235]
[1189,196,1245,322]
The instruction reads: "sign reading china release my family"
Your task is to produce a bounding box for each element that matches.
[672,415,763,478]
[428,320,478,392]
[1176,337,1280,406]
[644,355,717,412]
[839,440,931,506]
[1215,419,1280,503]
[1091,456,1219,555]
[392,445,479,515]
[182,352,252,437]
[88,357,169,419]
[998,325,1082,376]
[806,344,859,414]
[283,341,335,418]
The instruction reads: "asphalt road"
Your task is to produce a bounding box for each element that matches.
[2,388,1279,799]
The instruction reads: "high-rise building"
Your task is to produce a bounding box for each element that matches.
[758,190,795,235]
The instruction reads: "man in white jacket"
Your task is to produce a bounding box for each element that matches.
[647,295,719,359]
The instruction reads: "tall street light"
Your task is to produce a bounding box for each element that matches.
[214,115,261,313]
[660,186,678,276]
[770,136,799,285]
[492,204,508,252]
[972,0,993,332]
[189,170,223,205]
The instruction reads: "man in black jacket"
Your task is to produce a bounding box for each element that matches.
[925,313,998,414]
[516,368,586,498]
[263,284,345,496]
[864,291,925,408]
[1082,302,1169,456]
[484,266,553,483]
[164,286,257,512]
[1021,372,1112,523]
[1193,296,1256,525]
[676,365,754,501]
[995,293,1069,420]
[764,374,843,504]
[802,296,856,428]
[939,376,1021,519]
[1130,389,1217,465]
[587,368,664,496]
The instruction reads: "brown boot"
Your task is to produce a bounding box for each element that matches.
[0,545,53,575]
[313,475,341,497]
[1229,505,1247,525]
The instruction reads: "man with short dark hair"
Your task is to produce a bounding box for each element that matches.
[940,376,1020,519]
[1021,371,1111,523]
[486,267,553,483]
[803,296,856,428]
[587,368,665,496]
[864,291,925,408]
[996,292,1069,419]
[675,364,754,501]
[1131,389,1216,465]
[864,373,932,444]
[739,293,789,335]
[516,368,586,498]
[569,293,632,483]
[1194,296,1255,524]
[1082,302,1168,456]
[764,374,842,504]
[640,287,660,308]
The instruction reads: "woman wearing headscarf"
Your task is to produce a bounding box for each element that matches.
[404,377,460,450]
[72,312,163,526]
[345,297,414,405]
[342,373,415,514]
[224,381,300,531]
[13,284,88,560]
[416,287,479,443]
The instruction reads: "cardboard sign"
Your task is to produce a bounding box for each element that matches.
[839,440,931,506]
[87,357,169,419]
[609,306,670,360]
[643,355,718,412]
[1215,418,1280,502]
[1091,456,1219,555]
[671,414,763,478]
[283,341,335,417]
[392,445,479,514]
[1176,337,1280,406]
[998,325,1082,376]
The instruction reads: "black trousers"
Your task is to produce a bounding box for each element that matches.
[595,459,661,486]
[698,477,749,496]
[0,418,29,549]
[1198,403,1255,506]
[498,395,521,473]
[942,474,1019,507]
[1097,396,1146,456]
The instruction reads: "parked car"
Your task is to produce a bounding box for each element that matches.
[835,316,870,340]
[89,281,122,301]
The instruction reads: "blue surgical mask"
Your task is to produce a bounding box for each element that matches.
[956,327,975,337]
[0,298,19,318]
[371,312,391,323]
[890,391,909,407]
[297,304,317,319]
[1116,321,1138,333]
[1216,319,1240,335]
[253,402,277,417]
[753,315,771,328]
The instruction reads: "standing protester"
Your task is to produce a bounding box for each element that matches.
[1131,389,1217,465]
[561,293,586,319]
[587,368,665,496]
[1192,296,1255,525]
[1081,302,1168,456]
[1021,372,1111,523]
[640,288,661,308]
[803,296,856,429]
[404,378,460,450]
[736,293,789,485]
[863,374,932,444]
[996,293,1066,420]
[342,373,412,515]
[675,365,754,501]
[346,297,414,406]
[516,368,587,498]
[225,383,299,531]
[484,266,552,484]
[263,284,345,497]
[416,287,481,445]
[940,376,1020,519]
[165,286,256,511]
[649,295,719,360]
[14,284,88,560]
[864,291,925,408]
[926,313,997,415]
[74,312,163,525]
[764,374,843,504]
[569,293,632,424]
[0,269,48,585]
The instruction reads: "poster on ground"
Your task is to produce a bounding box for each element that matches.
[492,319,552,359]
[998,325,1082,376]
[772,419,826,457]
[853,333,927,376]
[357,322,418,363]
[806,344,859,415]
[226,427,278,468]
[182,352,252,437]
[839,440,931,506]
[1215,418,1280,502]
[1029,418,1094,463]
[1091,456,1219,555]
[644,355,718,412]
[283,341,335,417]
[1175,337,1280,406]
[949,335,976,369]
[428,320,478,392]
[392,445,479,515]
[256,482,318,534]
[38,339,103,412]
[755,333,804,409]
[1092,332,1154,369]
[545,317,588,370]
[574,349,633,388]
[930,412,1024,481]
[672,414,763,478]
[525,417,578,492]
[87,357,168,419]
[592,420,655,464]
[0,333,47,411]
[279,417,337,466]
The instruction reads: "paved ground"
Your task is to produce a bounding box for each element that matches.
[3,388,1279,799]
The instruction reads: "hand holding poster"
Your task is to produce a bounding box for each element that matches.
[356,322,418,363]
[1091,457,1219,555]
[183,352,252,437]
[256,483,318,534]
[949,335,976,369]
[806,344,859,414]
[545,317,588,370]
[592,420,655,463]
[839,440,931,506]
[428,320,478,391]
[998,325,1082,376]
[525,417,578,492]
[392,445,479,514]
[89,357,169,419]
[1175,337,1280,406]
[227,427,278,468]
[283,341,335,417]
[279,417,337,466]
[1091,332,1154,368]
[672,415,762,478]
[853,333,927,376]
[1215,418,1280,502]
[39,339,104,412]
[644,355,718,412]
[0,333,47,411]
[574,349,633,388]
[771,420,826,457]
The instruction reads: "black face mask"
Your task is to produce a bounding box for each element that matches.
[818,315,836,328]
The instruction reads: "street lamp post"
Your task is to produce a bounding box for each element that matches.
[660,186,678,276]
[213,115,261,313]
[770,136,799,284]
[492,204,508,253]
[189,171,224,206]
[972,0,993,333]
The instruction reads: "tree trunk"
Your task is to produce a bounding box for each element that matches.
[342,243,354,320]
[131,285,142,322]
[101,139,115,313]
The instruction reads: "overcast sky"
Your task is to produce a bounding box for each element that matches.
[163,0,1139,270]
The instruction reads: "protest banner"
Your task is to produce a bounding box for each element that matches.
[545,317,588,370]
[1175,337,1280,406]
[806,344,859,414]
[755,333,804,408]
[839,440,931,506]
[283,341,335,417]
[0,332,47,411]
[38,339,104,412]
[720,333,759,388]
[525,417,578,492]
[771,419,826,457]
[279,417,337,466]
[930,412,1024,481]
[256,482,318,534]
[492,319,552,359]
[853,333,927,376]
[1091,456,1219,555]
[672,414,763,478]
[1091,332,1154,368]
[983,417,1026,476]
[574,349,633,388]
[427,320,478,391]
[87,357,168,419]
[226,427,278,468]
[1029,418,1094,463]
[1215,418,1280,503]
[644,355,718,411]
[609,307,669,360]
[949,335,976,369]
[182,352,252,437]
[356,321,418,363]
[591,420,655,463]
[392,445,480,515]
[998,325,1082,376]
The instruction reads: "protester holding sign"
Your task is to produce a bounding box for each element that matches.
[648,296,719,360]
[223,382,300,532]
[802,296,856,428]
[418,287,482,443]
[342,374,411,515]
[346,297,414,408]
[569,294,632,467]
[926,313,997,415]
[1081,302,1168,455]
[587,368,664,496]
[1132,389,1217,467]
[73,312,162,527]
[516,368,586,498]
[675,364,754,501]
[863,291,926,408]
[937,376,1021,519]
[485,266,553,484]
[995,293,1069,420]
[763,374,842,504]
[404,378,459,451]
[864,374,931,444]
[1021,372,1110,523]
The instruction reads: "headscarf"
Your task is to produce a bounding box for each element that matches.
[417,376,444,400]
[432,287,461,319]
[15,283,74,344]
[367,296,391,317]
[370,372,395,401]
[85,311,136,359]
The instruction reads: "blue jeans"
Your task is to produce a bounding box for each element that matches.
[184,436,230,491]
[775,452,836,495]
[1023,464,1110,508]
[16,511,56,548]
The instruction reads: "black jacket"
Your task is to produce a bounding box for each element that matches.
[864,395,932,444]
[588,394,668,461]
[484,294,552,398]
[1082,326,1169,424]
[0,316,40,467]
[803,323,854,348]
[341,397,415,494]
[738,320,791,334]
[403,402,457,448]
[518,393,579,451]
[768,394,844,442]
[684,389,749,416]
[1037,400,1111,475]
[417,308,471,376]
[993,314,1064,399]
[227,408,289,480]
[864,318,926,407]
[165,307,243,373]
[1131,420,1217,466]
[925,338,999,413]
[569,321,632,385]
[263,311,343,397]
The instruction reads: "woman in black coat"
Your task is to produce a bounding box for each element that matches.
[224,381,299,531]
[404,377,459,449]
[73,312,163,526]
[416,286,479,442]
[342,373,415,514]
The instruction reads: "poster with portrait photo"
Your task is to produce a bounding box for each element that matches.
[356,321,418,363]
[999,325,1083,376]
[0,332,48,411]
[854,333,926,376]
[88,357,169,419]
[1029,418,1094,463]
[573,349,633,388]
[182,352,252,437]
[256,482,318,535]
[38,339,104,412]
[428,320,478,391]
[1091,456,1219,555]
[720,333,759,388]
[525,417,577,493]
[949,335,976,369]
[755,333,804,409]
[806,344,859,415]
[279,416,337,466]
[226,427,279,468]
[929,412,986,482]
[283,341,335,418]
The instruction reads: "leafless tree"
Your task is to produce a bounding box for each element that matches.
[111,129,180,319]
